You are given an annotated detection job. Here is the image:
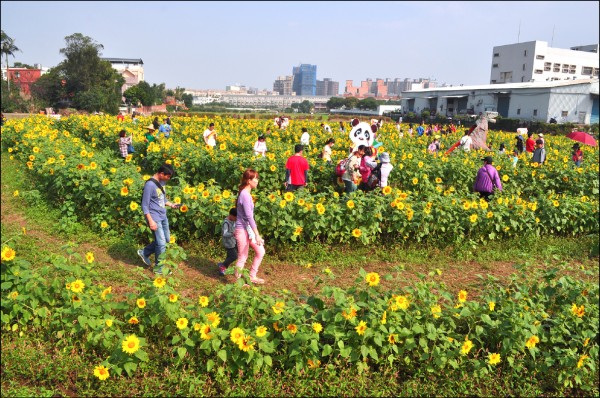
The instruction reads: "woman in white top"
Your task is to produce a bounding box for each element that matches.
[253,135,267,156]
[321,138,335,164]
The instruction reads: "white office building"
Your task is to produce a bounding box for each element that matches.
[401,79,599,125]
[490,41,598,84]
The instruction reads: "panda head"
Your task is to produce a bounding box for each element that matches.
[349,118,377,147]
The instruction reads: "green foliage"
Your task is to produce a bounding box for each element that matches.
[1,115,598,247]
[1,237,598,387]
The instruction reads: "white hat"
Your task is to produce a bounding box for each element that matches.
[538,133,544,137]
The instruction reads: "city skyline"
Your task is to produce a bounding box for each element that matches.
[1,1,598,91]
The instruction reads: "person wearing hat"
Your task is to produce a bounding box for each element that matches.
[377,152,394,188]
[144,124,157,150]
[473,156,503,202]
[203,123,217,147]
[532,139,546,164]
[253,135,267,157]
[515,131,525,154]
[537,133,545,146]
[572,143,583,166]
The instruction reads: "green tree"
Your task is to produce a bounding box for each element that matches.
[13,62,34,69]
[326,97,345,110]
[151,83,166,105]
[174,86,185,101]
[1,30,21,93]
[123,85,145,107]
[30,67,66,110]
[57,33,124,113]
[358,97,378,110]
[344,97,359,110]
[182,93,193,108]
[298,100,313,113]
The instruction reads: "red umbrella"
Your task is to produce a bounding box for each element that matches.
[566,131,597,146]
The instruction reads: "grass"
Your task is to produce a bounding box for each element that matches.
[1,153,598,396]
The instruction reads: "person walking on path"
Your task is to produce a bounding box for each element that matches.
[473,156,503,202]
[217,208,238,276]
[138,163,180,275]
[234,169,266,284]
[285,144,310,191]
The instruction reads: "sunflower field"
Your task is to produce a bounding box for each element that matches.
[1,114,598,246]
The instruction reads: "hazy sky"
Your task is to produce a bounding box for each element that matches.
[2,1,598,91]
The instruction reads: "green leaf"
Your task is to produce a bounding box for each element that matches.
[218,349,227,362]
[134,349,149,362]
[177,347,187,359]
[322,344,333,357]
[412,324,424,334]
[207,359,214,372]
[123,361,137,377]
[263,355,272,367]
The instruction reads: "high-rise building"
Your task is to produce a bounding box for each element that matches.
[273,75,295,95]
[316,78,339,96]
[292,64,317,95]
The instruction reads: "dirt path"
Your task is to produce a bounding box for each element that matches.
[1,189,527,303]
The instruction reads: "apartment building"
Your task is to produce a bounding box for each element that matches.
[101,58,144,93]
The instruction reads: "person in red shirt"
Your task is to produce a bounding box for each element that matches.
[117,112,124,122]
[525,132,535,154]
[285,144,310,192]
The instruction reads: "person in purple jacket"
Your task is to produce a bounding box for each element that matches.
[473,156,503,202]
[234,168,266,284]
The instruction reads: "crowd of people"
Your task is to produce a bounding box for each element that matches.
[129,115,590,284]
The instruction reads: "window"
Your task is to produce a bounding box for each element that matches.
[569,70,576,74]
[544,66,551,71]
[544,62,551,67]
[536,55,545,60]
[522,64,526,71]
[15,72,20,78]
[534,69,543,74]
[517,109,521,115]
[492,63,498,68]
[524,50,527,56]
[561,111,568,117]
[582,66,593,75]
[491,80,496,83]
[594,68,599,76]
[554,63,560,67]
[493,52,499,57]
[533,109,538,116]
[562,68,569,73]
[562,64,569,68]
[554,67,560,72]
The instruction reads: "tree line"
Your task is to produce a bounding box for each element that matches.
[1,31,183,114]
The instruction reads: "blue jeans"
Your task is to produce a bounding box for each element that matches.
[142,218,170,272]
[343,179,357,194]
